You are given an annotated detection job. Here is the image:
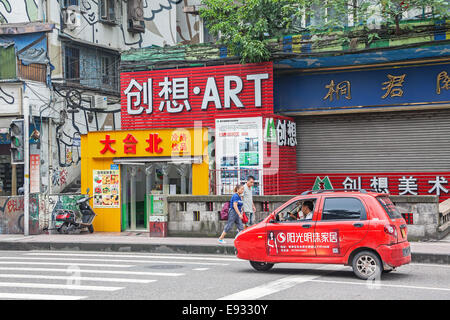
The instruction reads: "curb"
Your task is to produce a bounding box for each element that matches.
[0,242,448,265]
[411,252,450,265]
[0,241,236,255]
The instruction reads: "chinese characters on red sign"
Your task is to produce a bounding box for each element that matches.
[301,173,450,201]
[120,62,274,129]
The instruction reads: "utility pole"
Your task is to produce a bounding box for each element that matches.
[23,96,30,236]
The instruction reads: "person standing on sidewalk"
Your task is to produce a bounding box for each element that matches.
[243,176,256,227]
[218,184,245,244]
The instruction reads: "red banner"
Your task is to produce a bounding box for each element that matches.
[120,62,274,130]
[298,172,450,202]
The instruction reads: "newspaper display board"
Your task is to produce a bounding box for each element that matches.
[215,117,263,195]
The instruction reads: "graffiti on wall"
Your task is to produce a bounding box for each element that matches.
[0,0,38,23]
[51,168,68,187]
[0,194,39,234]
[0,87,14,104]
[1,0,199,47]
[45,194,85,231]
[76,0,199,47]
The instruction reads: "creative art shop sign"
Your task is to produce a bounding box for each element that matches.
[86,128,206,159]
[274,62,450,113]
[120,62,274,129]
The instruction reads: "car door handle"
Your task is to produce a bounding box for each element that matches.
[353,223,364,228]
[302,224,312,228]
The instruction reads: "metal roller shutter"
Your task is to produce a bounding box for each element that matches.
[296,109,450,173]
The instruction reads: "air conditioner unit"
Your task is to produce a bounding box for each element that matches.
[92,95,107,110]
[127,0,145,33]
[63,6,81,30]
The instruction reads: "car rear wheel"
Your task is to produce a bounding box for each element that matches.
[250,261,274,272]
[352,251,382,280]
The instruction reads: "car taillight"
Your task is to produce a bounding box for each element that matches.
[384,224,398,243]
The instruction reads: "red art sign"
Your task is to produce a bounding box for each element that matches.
[298,172,450,202]
[120,62,274,130]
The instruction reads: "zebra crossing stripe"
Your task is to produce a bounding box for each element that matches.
[0,267,184,277]
[0,282,123,291]
[0,261,134,268]
[0,256,228,266]
[0,274,156,284]
[0,292,86,300]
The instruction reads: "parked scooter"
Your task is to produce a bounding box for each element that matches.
[54,189,96,234]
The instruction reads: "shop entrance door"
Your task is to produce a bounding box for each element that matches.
[120,162,193,231]
[121,165,147,231]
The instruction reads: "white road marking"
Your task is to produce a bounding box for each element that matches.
[218,265,344,300]
[0,261,134,268]
[0,292,86,300]
[0,274,156,284]
[25,252,240,262]
[0,282,123,291]
[410,263,450,269]
[0,267,184,277]
[1,256,228,266]
[307,279,450,292]
[193,268,209,271]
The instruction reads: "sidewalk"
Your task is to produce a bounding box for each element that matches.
[0,233,448,264]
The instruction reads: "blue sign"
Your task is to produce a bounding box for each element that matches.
[274,62,450,114]
[110,164,119,170]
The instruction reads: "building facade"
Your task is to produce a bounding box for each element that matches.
[0,0,204,233]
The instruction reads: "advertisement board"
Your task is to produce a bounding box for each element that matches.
[215,117,263,195]
[93,170,120,208]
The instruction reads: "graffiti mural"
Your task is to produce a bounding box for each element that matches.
[44,194,85,232]
[0,194,39,234]
[76,0,199,47]
[0,0,38,23]
[0,87,14,104]
[51,168,68,187]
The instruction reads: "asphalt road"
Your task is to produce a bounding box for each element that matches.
[0,250,448,300]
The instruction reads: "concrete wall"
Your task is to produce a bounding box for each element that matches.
[391,195,440,241]
[166,195,441,240]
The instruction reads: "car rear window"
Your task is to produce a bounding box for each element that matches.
[377,196,402,219]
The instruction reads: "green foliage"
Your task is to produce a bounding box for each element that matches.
[200,0,450,63]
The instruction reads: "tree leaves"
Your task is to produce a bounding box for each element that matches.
[200,0,450,63]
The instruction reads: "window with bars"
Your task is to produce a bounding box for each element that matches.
[64,46,80,83]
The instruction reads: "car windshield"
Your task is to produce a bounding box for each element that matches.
[377,196,402,219]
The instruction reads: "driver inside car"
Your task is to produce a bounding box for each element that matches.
[299,201,314,220]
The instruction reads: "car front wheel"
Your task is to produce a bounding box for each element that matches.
[250,261,274,272]
[352,251,382,280]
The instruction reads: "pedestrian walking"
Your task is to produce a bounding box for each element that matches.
[218,184,245,244]
[242,175,256,227]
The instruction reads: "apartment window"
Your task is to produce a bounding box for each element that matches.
[64,46,80,83]
[99,0,118,24]
[101,56,111,85]
[63,0,79,7]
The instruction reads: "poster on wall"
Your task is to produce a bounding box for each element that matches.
[215,117,263,195]
[93,170,120,208]
[29,154,40,193]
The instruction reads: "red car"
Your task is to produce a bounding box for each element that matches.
[234,189,411,279]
